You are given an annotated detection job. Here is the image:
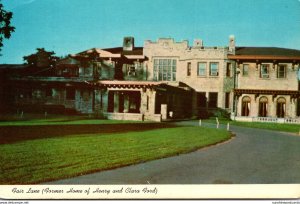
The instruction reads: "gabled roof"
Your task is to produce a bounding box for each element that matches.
[103,47,143,56]
[71,47,144,60]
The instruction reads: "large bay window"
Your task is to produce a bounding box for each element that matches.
[153,59,176,81]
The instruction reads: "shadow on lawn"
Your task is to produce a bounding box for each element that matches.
[0,123,176,144]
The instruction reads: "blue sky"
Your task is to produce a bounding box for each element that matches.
[1,0,300,64]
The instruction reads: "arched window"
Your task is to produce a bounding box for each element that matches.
[276,97,286,118]
[241,96,251,116]
[259,96,268,117]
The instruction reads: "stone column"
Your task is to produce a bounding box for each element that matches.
[149,90,156,115]
[270,98,277,118]
[140,90,148,114]
[113,91,119,113]
[290,98,296,118]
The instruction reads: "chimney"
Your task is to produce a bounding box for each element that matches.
[229,35,235,52]
[193,39,203,47]
[123,37,134,51]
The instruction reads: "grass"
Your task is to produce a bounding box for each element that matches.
[0,115,143,126]
[0,126,231,184]
[203,118,300,133]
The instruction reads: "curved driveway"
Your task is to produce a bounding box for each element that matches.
[48,121,300,184]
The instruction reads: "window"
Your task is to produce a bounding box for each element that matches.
[277,65,286,78]
[276,97,286,118]
[259,96,268,117]
[241,96,251,116]
[226,63,231,77]
[187,62,191,76]
[260,64,270,78]
[209,62,219,76]
[197,62,206,76]
[243,64,249,76]
[225,92,230,108]
[153,59,176,81]
[127,64,136,76]
[66,89,75,100]
[208,92,218,108]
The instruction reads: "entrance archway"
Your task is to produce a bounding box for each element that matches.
[259,96,268,117]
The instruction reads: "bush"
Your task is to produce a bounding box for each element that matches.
[208,108,231,120]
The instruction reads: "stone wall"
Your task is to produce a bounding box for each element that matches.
[237,63,298,90]
[143,38,235,115]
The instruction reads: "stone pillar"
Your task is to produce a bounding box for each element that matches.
[290,98,296,118]
[113,91,119,113]
[161,104,168,120]
[236,96,241,117]
[270,98,277,117]
[140,90,148,114]
[149,90,156,114]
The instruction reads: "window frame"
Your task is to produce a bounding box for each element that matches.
[242,64,249,76]
[209,62,219,77]
[260,64,270,79]
[153,58,177,81]
[277,64,286,78]
[197,62,206,77]
[187,62,191,77]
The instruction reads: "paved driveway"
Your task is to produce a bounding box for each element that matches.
[48,121,300,184]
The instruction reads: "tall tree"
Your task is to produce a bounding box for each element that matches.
[23,48,60,68]
[0,2,15,54]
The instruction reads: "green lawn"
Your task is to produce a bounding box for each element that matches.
[0,126,231,184]
[0,115,142,126]
[203,118,300,133]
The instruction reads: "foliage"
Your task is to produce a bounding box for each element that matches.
[23,48,60,68]
[0,125,230,184]
[208,108,231,119]
[0,2,15,54]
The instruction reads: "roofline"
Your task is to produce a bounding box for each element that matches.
[228,55,300,61]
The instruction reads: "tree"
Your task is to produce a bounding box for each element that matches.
[0,2,15,54]
[23,48,60,68]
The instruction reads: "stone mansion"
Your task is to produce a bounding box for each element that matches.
[1,36,300,123]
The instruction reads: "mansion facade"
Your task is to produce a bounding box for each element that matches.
[1,36,300,123]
